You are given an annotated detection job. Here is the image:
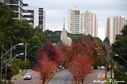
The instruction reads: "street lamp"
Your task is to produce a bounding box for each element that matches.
[27,46,37,54]
[1,43,24,58]
[0,43,24,83]
[115,54,127,64]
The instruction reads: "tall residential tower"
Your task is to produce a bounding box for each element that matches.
[23,3,45,29]
[1,0,23,19]
[81,11,97,37]
[105,16,126,43]
[68,7,80,34]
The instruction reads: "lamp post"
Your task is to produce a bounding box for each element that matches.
[0,43,24,83]
[27,46,37,55]
[115,54,127,64]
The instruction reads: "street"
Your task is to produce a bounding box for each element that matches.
[84,70,105,84]
[12,69,106,84]
[48,70,105,84]
[48,70,73,84]
[12,70,41,84]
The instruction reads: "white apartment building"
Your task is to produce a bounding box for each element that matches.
[23,3,45,29]
[81,11,97,37]
[105,16,126,43]
[68,7,80,34]
[1,0,23,19]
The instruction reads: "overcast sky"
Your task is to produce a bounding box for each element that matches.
[24,0,127,40]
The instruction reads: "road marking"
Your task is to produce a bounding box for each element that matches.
[98,72,105,80]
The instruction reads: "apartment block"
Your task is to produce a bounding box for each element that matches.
[68,7,80,34]
[1,0,23,19]
[81,11,97,37]
[105,16,126,43]
[23,3,45,29]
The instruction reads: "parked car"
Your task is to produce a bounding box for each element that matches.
[98,66,106,70]
[24,73,32,80]
[100,66,106,70]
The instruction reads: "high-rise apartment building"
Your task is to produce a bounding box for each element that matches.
[81,11,97,37]
[23,3,34,27]
[105,16,126,43]
[0,0,4,3]
[1,0,23,19]
[68,7,80,34]
[23,3,45,29]
[125,20,127,25]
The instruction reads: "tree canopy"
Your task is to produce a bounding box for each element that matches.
[112,25,127,66]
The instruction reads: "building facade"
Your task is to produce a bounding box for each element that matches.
[23,3,45,28]
[0,0,4,3]
[23,3,34,27]
[81,11,97,37]
[68,7,80,34]
[1,0,23,19]
[105,16,126,43]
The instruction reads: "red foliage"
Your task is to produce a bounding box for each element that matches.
[33,54,56,76]
[68,35,96,82]
[33,43,65,84]
[71,35,96,57]
[58,44,72,65]
[68,54,94,81]
[82,35,96,56]
[37,43,65,65]
[33,54,56,84]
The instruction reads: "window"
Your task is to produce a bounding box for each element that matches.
[10,5,18,11]
[10,0,18,4]
[13,12,19,18]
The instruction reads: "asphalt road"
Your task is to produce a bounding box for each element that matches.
[48,70,73,84]
[48,70,105,84]
[84,70,105,84]
[12,69,106,84]
[12,70,41,84]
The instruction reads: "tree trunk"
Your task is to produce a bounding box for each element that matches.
[74,78,77,84]
[42,75,45,84]
[81,79,84,84]
[78,80,80,84]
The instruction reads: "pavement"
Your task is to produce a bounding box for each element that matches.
[48,70,73,84]
[11,69,107,84]
[12,69,41,84]
[48,70,106,84]
[84,70,105,84]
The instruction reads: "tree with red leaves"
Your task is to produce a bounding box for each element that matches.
[33,43,65,84]
[69,54,94,84]
[33,54,56,84]
[68,35,96,84]
[58,44,73,67]
[41,43,65,64]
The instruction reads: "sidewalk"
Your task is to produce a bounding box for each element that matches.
[11,69,26,80]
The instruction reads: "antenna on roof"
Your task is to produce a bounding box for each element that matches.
[63,17,65,30]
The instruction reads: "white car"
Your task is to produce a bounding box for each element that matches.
[100,66,106,70]
[24,73,32,80]
[98,66,106,70]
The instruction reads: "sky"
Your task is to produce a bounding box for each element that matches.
[24,0,127,40]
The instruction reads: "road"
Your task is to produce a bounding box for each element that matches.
[84,70,105,84]
[48,70,73,84]
[48,70,105,84]
[12,70,41,84]
[12,69,106,84]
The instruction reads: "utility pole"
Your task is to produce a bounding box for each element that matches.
[25,43,27,61]
[0,43,3,84]
[10,44,12,66]
[0,59,1,84]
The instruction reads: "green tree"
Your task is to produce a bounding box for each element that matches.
[112,25,127,84]
[93,37,106,68]
[112,25,127,67]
